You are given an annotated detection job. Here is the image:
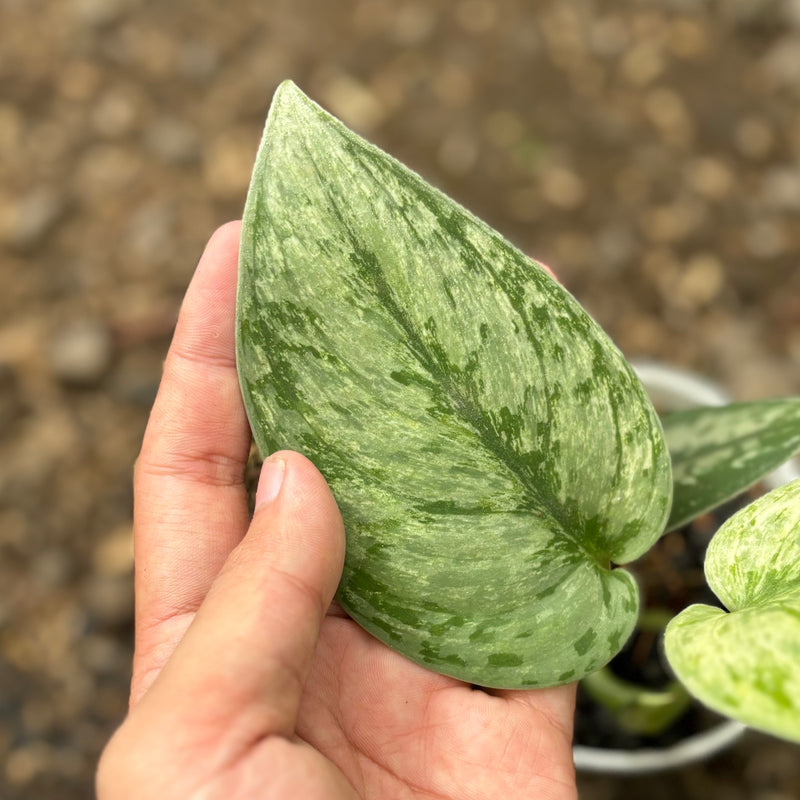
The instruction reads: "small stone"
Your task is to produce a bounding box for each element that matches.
[145,116,199,165]
[640,201,703,244]
[178,41,219,81]
[668,18,711,59]
[594,225,637,273]
[785,0,800,28]
[92,524,134,576]
[316,73,386,132]
[643,87,694,148]
[48,318,113,386]
[539,166,587,210]
[5,742,50,786]
[590,15,630,58]
[0,187,65,251]
[745,219,787,258]
[761,165,800,210]
[390,2,438,45]
[202,129,258,200]
[762,35,800,88]
[71,0,130,27]
[734,116,774,159]
[91,86,141,138]
[684,156,736,201]
[619,42,665,86]
[673,253,726,310]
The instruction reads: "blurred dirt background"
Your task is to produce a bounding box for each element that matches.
[1,0,799,797]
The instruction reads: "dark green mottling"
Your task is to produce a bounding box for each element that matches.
[236,81,671,689]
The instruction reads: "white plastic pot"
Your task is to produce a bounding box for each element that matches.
[572,361,800,775]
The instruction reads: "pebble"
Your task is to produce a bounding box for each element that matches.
[91,85,142,138]
[390,2,438,46]
[92,524,134,577]
[539,165,587,210]
[684,156,736,201]
[619,42,665,86]
[745,219,787,258]
[71,0,130,27]
[144,115,200,165]
[668,18,711,60]
[594,225,637,273]
[762,35,800,88]
[48,318,113,387]
[734,116,775,159]
[640,201,703,244]
[761,164,800,210]
[0,187,65,251]
[590,15,630,59]
[177,40,220,81]
[202,129,258,199]
[785,0,800,28]
[673,253,726,311]
[643,87,694,148]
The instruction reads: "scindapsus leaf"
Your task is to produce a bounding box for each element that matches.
[236,81,672,688]
[662,399,800,531]
[665,478,800,743]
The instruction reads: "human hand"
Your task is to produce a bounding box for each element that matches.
[96,222,578,799]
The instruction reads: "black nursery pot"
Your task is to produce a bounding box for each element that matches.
[572,362,799,775]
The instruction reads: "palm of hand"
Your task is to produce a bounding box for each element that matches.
[97,224,577,800]
[196,614,576,800]
[301,616,576,799]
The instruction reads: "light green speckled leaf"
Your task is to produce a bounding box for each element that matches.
[662,400,800,531]
[236,81,672,688]
[665,479,800,742]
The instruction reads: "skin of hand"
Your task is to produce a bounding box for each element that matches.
[96,222,579,800]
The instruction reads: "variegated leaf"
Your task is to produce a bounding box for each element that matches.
[236,81,671,688]
[662,399,800,531]
[665,478,800,742]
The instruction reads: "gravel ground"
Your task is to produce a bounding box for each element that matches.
[1,1,799,797]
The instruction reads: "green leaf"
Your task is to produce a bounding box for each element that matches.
[662,399,800,531]
[665,479,800,742]
[236,81,671,688]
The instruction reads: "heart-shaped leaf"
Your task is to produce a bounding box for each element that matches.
[665,478,800,742]
[236,81,672,688]
[662,400,800,531]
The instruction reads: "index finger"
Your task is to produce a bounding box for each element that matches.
[132,221,252,703]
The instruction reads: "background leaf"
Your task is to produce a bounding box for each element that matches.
[236,81,671,688]
[665,479,800,742]
[662,400,800,531]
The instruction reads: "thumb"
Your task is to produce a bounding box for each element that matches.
[139,450,346,743]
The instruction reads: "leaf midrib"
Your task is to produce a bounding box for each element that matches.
[288,133,614,568]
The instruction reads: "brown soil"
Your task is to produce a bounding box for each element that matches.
[1,1,799,797]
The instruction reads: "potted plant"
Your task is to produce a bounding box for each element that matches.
[235,81,800,765]
[573,361,800,773]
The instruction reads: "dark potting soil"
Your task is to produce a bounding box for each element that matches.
[574,488,762,750]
